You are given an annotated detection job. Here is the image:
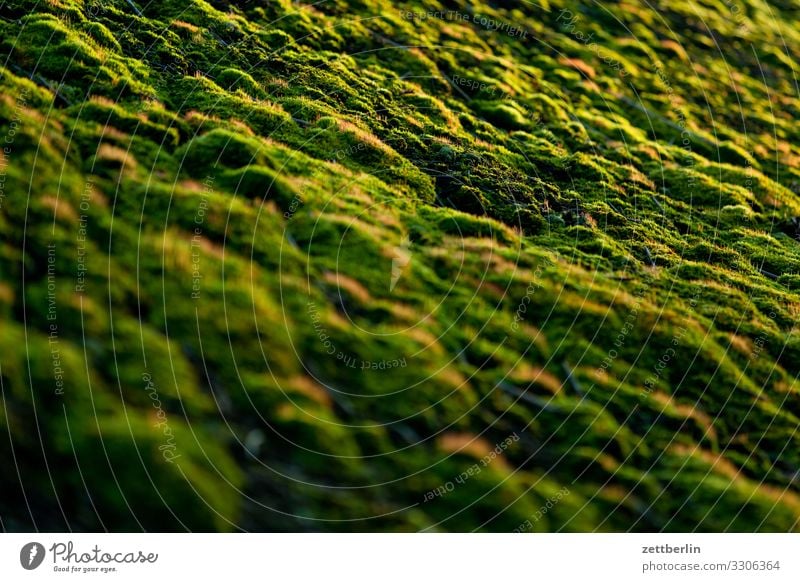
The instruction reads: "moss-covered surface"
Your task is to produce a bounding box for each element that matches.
[1,0,800,531]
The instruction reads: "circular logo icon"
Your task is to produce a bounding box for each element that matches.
[20,542,46,570]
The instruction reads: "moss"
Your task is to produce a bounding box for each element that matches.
[473,100,532,131]
[3,0,800,533]
[178,128,265,171]
[215,67,267,99]
[219,165,299,209]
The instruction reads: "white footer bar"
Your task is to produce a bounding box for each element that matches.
[1,534,797,581]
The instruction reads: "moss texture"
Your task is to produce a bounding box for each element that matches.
[1,0,800,531]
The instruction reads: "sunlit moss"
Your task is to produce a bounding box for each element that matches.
[1,0,800,532]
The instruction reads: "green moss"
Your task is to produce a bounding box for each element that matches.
[2,0,800,533]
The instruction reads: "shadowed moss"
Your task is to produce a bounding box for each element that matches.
[1,0,800,533]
